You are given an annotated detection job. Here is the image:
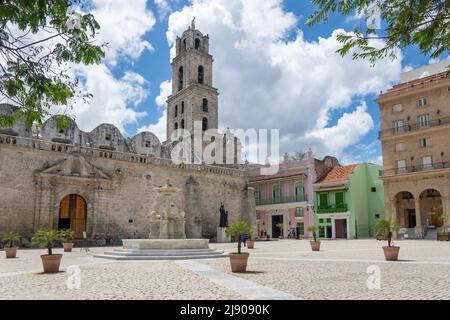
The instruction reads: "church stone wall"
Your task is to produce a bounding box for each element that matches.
[0,136,254,241]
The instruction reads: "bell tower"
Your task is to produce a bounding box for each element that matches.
[166,19,219,141]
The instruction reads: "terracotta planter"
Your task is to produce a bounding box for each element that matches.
[229,252,249,273]
[382,246,400,261]
[310,241,321,251]
[40,254,63,273]
[437,233,450,241]
[247,240,254,249]
[5,247,18,258]
[63,243,74,252]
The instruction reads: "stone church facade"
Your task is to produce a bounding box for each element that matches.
[0,22,256,242]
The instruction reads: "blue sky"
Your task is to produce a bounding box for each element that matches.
[69,0,448,165]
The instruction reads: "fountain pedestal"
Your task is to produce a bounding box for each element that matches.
[95,180,228,260]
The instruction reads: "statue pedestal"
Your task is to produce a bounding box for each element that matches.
[217,227,231,243]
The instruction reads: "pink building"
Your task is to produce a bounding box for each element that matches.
[247,151,339,239]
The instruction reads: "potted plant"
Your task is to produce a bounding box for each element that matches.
[307,224,320,251]
[437,231,450,241]
[276,222,284,239]
[32,230,64,273]
[375,219,401,261]
[247,227,256,249]
[225,221,251,273]
[2,232,21,258]
[61,229,75,252]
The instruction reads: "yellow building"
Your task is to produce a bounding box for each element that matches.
[376,60,450,239]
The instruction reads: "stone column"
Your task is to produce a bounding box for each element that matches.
[184,176,202,239]
[414,198,422,239]
[390,200,398,223]
[442,196,450,230]
[390,200,398,239]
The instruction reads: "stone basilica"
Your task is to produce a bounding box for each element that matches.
[0,21,256,242]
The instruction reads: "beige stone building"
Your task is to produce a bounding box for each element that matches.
[376,60,450,239]
[0,22,255,243]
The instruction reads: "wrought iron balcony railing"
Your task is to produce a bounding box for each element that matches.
[256,195,307,206]
[382,162,450,177]
[378,116,450,138]
[316,203,348,213]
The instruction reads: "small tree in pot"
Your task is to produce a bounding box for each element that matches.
[32,230,64,273]
[61,229,75,252]
[225,221,251,273]
[2,232,21,258]
[375,219,401,261]
[307,224,320,251]
[247,227,256,249]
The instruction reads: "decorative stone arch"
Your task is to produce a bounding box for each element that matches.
[419,188,444,230]
[53,190,90,239]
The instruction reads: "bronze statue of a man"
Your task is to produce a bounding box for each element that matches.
[219,204,228,228]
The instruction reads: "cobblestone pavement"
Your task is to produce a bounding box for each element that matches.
[1,240,449,299]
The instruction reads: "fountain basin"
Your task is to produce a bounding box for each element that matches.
[122,239,210,250]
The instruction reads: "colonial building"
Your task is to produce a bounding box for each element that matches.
[313,163,384,239]
[247,151,340,239]
[0,22,255,242]
[376,60,450,239]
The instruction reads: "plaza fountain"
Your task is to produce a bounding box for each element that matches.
[95,180,227,260]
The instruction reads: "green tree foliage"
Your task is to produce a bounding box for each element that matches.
[32,229,64,255]
[2,231,20,248]
[308,1,450,64]
[226,221,251,254]
[0,0,105,128]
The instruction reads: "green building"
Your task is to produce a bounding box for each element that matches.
[313,163,384,239]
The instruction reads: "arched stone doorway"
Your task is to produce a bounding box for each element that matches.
[394,191,417,234]
[419,189,444,230]
[58,194,87,239]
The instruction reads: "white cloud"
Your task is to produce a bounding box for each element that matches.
[154,0,177,20]
[138,80,171,141]
[91,0,156,65]
[155,80,172,108]
[58,0,156,134]
[164,0,402,162]
[54,64,148,133]
[138,109,167,141]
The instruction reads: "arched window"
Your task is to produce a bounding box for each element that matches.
[202,98,208,112]
[174,122,178,130]
[183,39,186,51]
[174,105,178,118]
[195,38,200,50]
[181,101,184,114]
[198,66,204,84]
[202,117,208,131]
[178,66,184,91]
[181,119,185,129]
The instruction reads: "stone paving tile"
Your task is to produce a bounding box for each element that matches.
[0,260,243,300]
[204,239,450,300]
[1,240,450,300]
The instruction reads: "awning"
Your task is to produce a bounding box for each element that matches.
[317,186,347,192]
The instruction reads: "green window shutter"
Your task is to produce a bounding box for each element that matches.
[319,193,328,207]
[335,192,344,206]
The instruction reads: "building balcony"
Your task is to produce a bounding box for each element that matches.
[316,204,348,213]
[382,162,450,177]
[256,195,307,206]
[378,116,450,138]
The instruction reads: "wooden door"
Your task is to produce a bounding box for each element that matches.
[59,195,87,239]
[335,219,347,238]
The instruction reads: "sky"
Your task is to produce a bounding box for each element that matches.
[45,0,450,165]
